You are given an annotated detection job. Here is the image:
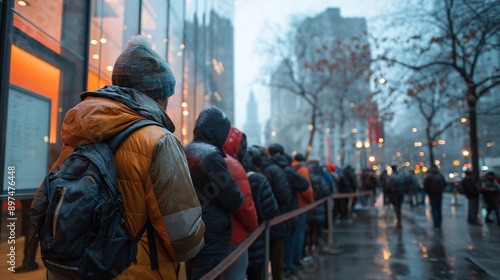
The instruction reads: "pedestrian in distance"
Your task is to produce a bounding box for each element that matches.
[220,128,259,280]
[379,168,391,206]
[460,170,481,225]
[388,165,408,228]
[31,35,205,279]
[183,106,244,280]
[423,166,447,229]
[480,171,500,226]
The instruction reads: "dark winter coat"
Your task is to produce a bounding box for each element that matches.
[184,106,244,255]
[261,156,292,238]
[339,166,358,193]
[307,162,333,224]
[461,177,478,198]
[272,154,308,227]
[389,171,410,195]
[246,171,279,267]
[423,169,446,197]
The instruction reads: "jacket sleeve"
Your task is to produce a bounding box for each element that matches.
[268,166,292,211]
[297,167,314,205]
[205,153,244,213]
[226,157,259,233]
[286,167,309,192]
[258,175,279,221]
[149,134,205,262]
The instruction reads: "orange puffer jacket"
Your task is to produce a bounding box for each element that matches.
[31,86,205,279]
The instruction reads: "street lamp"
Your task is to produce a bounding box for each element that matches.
[368,155,376,166]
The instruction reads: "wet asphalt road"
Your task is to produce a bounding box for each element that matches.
[301,193,500,280]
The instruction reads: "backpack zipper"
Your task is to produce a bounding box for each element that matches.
[52,187,66,237]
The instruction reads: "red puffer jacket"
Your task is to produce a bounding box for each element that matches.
[223,127,259,244]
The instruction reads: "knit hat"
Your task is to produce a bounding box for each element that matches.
[112,35,176,100]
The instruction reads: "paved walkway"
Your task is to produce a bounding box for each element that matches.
[2,193,499,279]
[306,193,500,280]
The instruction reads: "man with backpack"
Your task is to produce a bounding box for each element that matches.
[31,35,205,279]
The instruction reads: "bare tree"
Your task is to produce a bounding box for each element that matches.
[379,0,500,183]
[406,71,464,167]
[262,16,374,160]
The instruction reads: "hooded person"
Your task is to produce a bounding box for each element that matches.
[220,127,259,280]
[31,35,205,279]
[183,106,244,280]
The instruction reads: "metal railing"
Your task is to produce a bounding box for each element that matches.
[200,190,374,280]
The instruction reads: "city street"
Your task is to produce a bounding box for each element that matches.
[2,192,500,279]
[307,193,500,280]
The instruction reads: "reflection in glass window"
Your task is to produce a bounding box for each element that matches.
[88,0,139,90]
[141,0,168,61]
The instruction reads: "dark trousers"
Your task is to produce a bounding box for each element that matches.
[392,193,404,223]
[269,237,284,280]
[333,198,348,220]
[429,194,443,228]
[186,252,225,280]
[246,264,264,280]
[467,196,479,223]
[485,197,500,223]
[20,199,38,268]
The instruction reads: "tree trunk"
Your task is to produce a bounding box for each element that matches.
[428,141,435,168]
[425,121,435,167]
[305,107,317,160]
[468,97,479,184]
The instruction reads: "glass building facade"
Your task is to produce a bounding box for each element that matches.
[0,0,234,259]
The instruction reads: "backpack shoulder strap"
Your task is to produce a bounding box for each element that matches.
[108,120,161,270]
[107,119,161,153]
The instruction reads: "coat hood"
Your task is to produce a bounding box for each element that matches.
[193,106,231,150]
[61,85,174,147]
[222,126,243,159]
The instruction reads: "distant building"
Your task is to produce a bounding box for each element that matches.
[267,7,372,166]
[243,91,262,146]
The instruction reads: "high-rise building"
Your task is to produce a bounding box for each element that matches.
[0,0,234,235]
[243,91,262,146]
[267,7,372,167]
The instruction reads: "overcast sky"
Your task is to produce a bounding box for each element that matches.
[233,0,394,129]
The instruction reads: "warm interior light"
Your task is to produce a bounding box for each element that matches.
[18,0,28,7]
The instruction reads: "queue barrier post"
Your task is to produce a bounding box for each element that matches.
[264,220,270,280]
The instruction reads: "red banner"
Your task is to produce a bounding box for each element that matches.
[368,115,382,144]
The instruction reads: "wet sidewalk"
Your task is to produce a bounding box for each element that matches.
[305,193,500,280]
[2,193,499,279]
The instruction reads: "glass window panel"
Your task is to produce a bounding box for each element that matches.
[88,0,140,90]
[141,0,168,61]
[13,0,63,54]
[167,0,185,141]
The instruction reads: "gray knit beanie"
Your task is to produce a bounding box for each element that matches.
[112,35,176,99]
